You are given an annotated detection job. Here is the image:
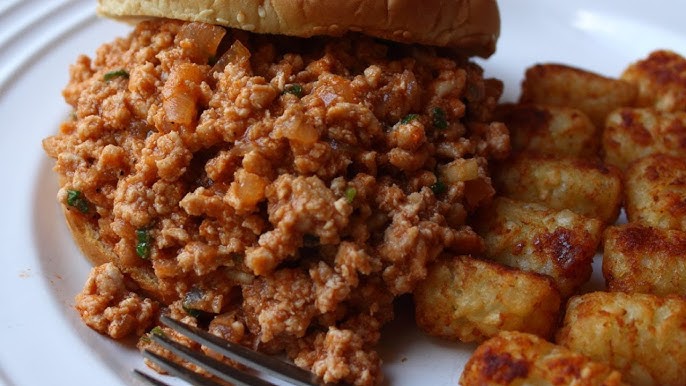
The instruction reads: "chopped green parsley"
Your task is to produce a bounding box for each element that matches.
[135,228,151,259]
[103,69,129,81]
[345,187,357,203]
[432,107,448,129]
[283,83,303,97]
[401,114,419,124]
[66,190,89,214]
[430,180,447,195]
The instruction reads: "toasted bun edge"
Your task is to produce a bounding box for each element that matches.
[96,0,500,57]
[63,205,114,267]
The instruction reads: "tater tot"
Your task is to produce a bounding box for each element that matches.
[602,108,686,170]
[495,103,600,157]
[603,223,686,296]
[624,153,686,231]
[414,255,561,343]
[557,291,686,386]
[519,63,637,127]
[460,331,626,386]
[492,154,623,223]
[474,197,603,297]
[621,50,686,112]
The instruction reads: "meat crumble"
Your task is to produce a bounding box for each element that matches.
[75,262,158,339]
[43,19,509,385]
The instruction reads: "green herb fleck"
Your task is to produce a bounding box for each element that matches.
[103,69,129,81]
[430,180,447,195]
[345,187,357,203]
[66,190,89,214]
[432,107,448,129]
[136,228,151,259]
[150,326,165,337]
[283,83,303,97]
[401,114,419,124]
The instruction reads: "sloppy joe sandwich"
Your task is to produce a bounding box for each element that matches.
[42,0,507,384]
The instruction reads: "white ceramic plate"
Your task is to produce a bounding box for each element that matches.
[1,1,684,385]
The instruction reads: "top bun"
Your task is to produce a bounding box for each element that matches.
[96,0,500,57]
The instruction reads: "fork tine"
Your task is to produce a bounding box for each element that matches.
[141,348,225,386]
[132,369,173,386]
[150,332,277,386]
[160,315,321,386]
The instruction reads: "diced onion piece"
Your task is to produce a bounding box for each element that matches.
[163,93,196,126]
[275,109,319,145]
[439,158,480,183]
[435,78,460,98]
[225,169,268,211]
[211,40,251,74]
[226,269,254,284]
[315,74,358,105]
[162,63,205,126]
[178,22,226,61]
[318,90,337,106]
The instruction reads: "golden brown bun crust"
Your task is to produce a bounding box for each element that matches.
[63,205,115,267]
[63,205,168,301]
[96,0,500,57]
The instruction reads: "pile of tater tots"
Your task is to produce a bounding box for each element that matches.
[413,50,686,386]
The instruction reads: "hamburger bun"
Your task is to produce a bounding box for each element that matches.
[63,205,112,267]
[96,0,500,57]
[44,4,507,380]
[62,205,168,301]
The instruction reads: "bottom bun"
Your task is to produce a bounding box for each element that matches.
[63,205,114,266]
[63,206,168,302]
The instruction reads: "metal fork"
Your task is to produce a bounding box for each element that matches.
[133,314,321,386]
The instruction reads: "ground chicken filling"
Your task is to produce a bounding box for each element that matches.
[43,19,509,385]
